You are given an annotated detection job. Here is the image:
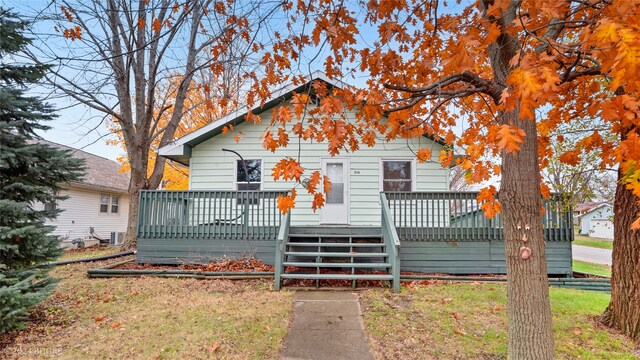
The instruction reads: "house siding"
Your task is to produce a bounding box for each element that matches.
[35,184,130,240]
[579,205,613,235]
[188,107,449,226]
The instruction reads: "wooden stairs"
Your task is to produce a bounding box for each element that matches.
[275,226,396,289]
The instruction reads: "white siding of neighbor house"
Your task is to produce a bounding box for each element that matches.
[188,107,450,226]
[34,184,130,240]
[589,219,614,239]
[579,204,614,236]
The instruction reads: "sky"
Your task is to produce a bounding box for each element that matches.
[9,0,468,163]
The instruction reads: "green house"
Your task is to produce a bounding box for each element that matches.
[138,72,574,291]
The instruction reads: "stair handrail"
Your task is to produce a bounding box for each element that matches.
[274,210,291,290]
[380,192,401,292]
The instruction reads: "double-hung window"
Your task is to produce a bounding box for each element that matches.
[100,194,110,213]
[111,196,120,213]
[380,160,415,191]
[100,194,120,214]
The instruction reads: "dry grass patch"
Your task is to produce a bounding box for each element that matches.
[361,282,636,360]
[2,258,293,359]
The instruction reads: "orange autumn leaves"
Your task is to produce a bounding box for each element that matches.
[245,0,640,221]
[273,158,331,214]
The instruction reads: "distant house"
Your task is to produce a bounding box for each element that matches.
[573,201,606,222]
[33,139,130,246]
[578,203,614,239]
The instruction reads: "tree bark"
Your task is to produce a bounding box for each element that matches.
[483,0,556,355]
[600,167,640,344]
[499,106,556,359]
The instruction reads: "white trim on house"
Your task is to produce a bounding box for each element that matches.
[378,158,418,192]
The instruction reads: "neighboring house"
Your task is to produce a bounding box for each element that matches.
[573,201,606,222]
[33,139,130,246]
[139,72,574,290]
[578,203,614,239]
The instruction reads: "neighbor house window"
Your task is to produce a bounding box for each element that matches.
[111,196,119,214]
[44,201,57,211]
[100,194,110,213]
[235,159,262,190]
[381,160,414,191]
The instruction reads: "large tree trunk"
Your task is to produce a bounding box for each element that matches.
[499,107,556,359]
[121,145,158,251]
[600,167,640,344]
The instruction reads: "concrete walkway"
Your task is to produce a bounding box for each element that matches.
[280,291,374,360]
[573,244,612,265]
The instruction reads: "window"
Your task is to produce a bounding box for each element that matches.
[381,160,414,191]
[100,194,120,214]
[100,194,110,213]
[111,196,119,214]
[235,159,262,205]
[44,201,57,211]
[235,159,262,190]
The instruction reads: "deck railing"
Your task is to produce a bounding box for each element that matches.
[273,211,291,290]
[380,193,401,292]
[137,190,285,240]
[382,191,573,242]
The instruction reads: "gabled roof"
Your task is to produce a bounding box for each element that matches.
[158,71,447,166]
[158,71,344,165]
[580,202,613,218]
[33,138,130,194]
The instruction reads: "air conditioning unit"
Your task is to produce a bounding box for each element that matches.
[110,232,126,246]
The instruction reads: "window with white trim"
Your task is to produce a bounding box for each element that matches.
[100,194,110,213]
[235,159,262,190]
[381,160,414,191]
[111,196,120,213]
[100,194,120,214]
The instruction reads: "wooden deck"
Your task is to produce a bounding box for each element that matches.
[136,190,575,289]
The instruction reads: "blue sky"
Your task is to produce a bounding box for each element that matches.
[11,0,467,162]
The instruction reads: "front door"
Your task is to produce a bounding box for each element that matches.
[320,158,349,224]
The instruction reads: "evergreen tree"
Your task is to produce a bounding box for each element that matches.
[0,9,84,333]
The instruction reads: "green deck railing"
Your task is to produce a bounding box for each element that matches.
[382,191,573,242]
[137,190,285,240]
[380,193,401,292]
[273,211,291,290]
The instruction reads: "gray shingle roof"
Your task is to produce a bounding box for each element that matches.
[33,138,130,193]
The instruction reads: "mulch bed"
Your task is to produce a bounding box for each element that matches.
[99,256,507,288]
[114,256,275,273]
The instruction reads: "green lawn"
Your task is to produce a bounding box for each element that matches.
[362,283,636,359]
[573,260,612,277]
[2,257,293,359]
[574,234,614,250]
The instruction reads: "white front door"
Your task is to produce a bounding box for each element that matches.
[320,158,349,224]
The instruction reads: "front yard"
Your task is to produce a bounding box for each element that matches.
[1,251,293,359]
[2,250,635,359]
[361,282,636,359]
